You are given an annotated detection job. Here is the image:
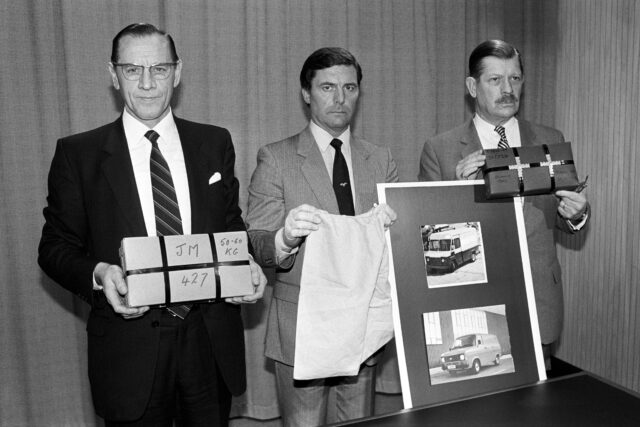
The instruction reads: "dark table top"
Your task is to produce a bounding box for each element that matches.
[335,373,640,426]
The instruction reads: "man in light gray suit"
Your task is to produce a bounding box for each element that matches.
[419,40,589,365]
[246,47,398,426]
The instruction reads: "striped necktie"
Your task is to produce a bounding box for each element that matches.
[145,130,191,319]
[494,125,510,150]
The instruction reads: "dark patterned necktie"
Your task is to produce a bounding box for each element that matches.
[330,138,355,216]
[495,125,510,150]
[145,130,191,319]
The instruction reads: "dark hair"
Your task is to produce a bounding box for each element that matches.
[299,47,363,90]
[111,23,178,63]
[468,40,523,79]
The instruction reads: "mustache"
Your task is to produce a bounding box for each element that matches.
[496,94,518,104]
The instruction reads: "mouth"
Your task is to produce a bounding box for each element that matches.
[496,96,518,106]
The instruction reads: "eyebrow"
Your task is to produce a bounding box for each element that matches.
[485,72,521,77]
[317,81,358,86]
[114,61,175,65]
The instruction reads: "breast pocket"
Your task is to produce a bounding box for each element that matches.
[205,177,227,224]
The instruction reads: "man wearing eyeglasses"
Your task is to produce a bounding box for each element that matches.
[38,23,266,426]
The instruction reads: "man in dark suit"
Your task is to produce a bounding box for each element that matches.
[38,23,266,426]
[246,48,397,426]
[419,39,589,363]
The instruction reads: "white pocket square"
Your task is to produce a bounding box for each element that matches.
[209,172,221,185]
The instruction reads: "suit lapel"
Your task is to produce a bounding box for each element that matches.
[298,127,341,213]
[351,137,375,214]
[100,118,147,236]
[175,117,209,234]
[462,119,485,178]
[518,119,537,147]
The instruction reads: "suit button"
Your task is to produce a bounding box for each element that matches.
[151,321,160,328]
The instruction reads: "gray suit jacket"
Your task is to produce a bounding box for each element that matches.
[419,118,586,344]
[246,125,398,365]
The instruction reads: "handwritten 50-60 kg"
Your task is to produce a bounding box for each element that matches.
[174,236,244,258]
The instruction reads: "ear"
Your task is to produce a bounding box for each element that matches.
[108,62,120,90]
[301,87,310,105]
[172,59,183,88]
[465,76,477,98]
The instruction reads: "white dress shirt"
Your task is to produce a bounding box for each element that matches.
[473,114,521,148]
[122,108,191,236]
[308,120,356,200]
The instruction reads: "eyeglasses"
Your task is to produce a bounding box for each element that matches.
[112,61,180,81]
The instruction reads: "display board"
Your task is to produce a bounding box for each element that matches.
[377,181,546,408]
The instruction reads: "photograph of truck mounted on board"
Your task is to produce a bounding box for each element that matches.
[423,305,515,386]
[421,222,488,288]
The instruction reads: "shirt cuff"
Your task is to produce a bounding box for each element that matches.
[567,206,589,231]
[92,273,103,291]
[275,228,298,264]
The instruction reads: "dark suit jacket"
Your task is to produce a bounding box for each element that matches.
[38,116,247,421]
[245,126,398,366]
[419,118,587,344]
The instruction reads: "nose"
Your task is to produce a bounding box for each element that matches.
[138,67,155,90]
[334,87,345,105]
[501,79,513,94]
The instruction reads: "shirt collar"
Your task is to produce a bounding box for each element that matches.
[122,108,178,147]
[309,120,351,153]
[473,114,518,134]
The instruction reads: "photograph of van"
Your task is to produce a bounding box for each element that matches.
[423,305,515,385]
[421,222,488,288]
[440,333,501,375]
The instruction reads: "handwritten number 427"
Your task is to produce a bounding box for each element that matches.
[181,272,209,287]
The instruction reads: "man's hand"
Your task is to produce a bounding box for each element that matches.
[555,190,588,221]
[367,203,398,229]
[282,204,326,249]
[94,262,149,319]
[456,149,486,180]
[225,256,268,304]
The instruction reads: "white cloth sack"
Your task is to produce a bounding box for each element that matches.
[293,211,394,380]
